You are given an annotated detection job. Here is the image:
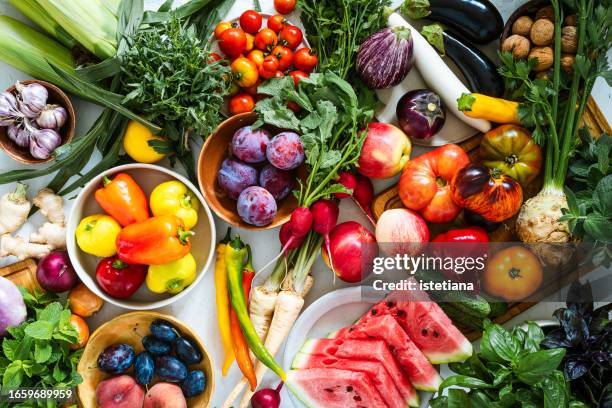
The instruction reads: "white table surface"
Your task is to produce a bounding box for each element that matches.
[0,0,610,407]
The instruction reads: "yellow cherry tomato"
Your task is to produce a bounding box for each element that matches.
[231,57,259,88]
[248,49,265,69]
[214,21,232,39]
[75,214,121,257]
[245,33,255,52]
[123,120,166,164]
[150,181,199,229]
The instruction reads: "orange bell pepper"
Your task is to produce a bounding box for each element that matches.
[116,215,193,265]
[94,173,149,227]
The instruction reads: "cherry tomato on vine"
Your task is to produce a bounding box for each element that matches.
[247,49,265,69]
[219,28,246,58]
[239,10,262,33]
[259,55,280,79]
[270,45,293,71]
[229,93,255,116]
[289,70,309,87]
[231,57,259,88]
[254,28,278,51]
[279,25,303,50]
[214,21,232,38]
[244,33,255,52]
[293,48,317,72]
[274,0,296,14]
[267,14,287,32]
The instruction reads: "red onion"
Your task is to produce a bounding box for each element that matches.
[36,251,79,292]
[251,383,283,408]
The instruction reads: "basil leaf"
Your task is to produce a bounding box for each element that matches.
[516,348,566,385]
[481,323,521,363]
[439,375,495,389]
[524,321,545,352]
[447,389,470,408]
[541,371,570,408]
[469,391,494,408]
[430,396,448,408]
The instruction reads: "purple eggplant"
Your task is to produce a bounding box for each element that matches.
[396,89,445,140]
[356,26,414,90]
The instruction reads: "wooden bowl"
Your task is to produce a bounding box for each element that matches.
[500,0,552,49]
[198,112,303,230]
[0,80,76,164]
[77,312,215,408]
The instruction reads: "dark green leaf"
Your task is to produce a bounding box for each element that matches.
[439,375,495,389]
[447,389,470,408]
[594,174,612,214]
[584,212,612,242]
[481,323,521,363]
[516,348,566,385]
[541,371,570,408]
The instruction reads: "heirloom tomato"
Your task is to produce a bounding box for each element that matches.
[214,21,232,38]
[450,164,523,222]
[229,93,255,115]
[247,49,265,69]
[483,246,543,301]
[274,0,296,14]
[399,144,470,223]
[478,125,542,185]
[231,57,258,87]
[259,55,280,79]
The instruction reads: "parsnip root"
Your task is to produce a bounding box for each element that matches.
[249,286,280,341]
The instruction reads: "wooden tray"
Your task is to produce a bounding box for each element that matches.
[0,259,43,294]
[372,96,610,339]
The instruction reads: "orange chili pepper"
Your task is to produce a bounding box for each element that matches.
[94,173,149,227]
[116,215,193,265]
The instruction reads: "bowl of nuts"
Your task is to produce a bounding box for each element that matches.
[501,0,578,77]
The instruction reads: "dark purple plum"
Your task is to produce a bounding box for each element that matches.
[396,89,445,140]
[237,186,277,226]
[259,164,295,201]
[231,126,271,163]
[217,158,258,200]
[97,343,135,374]
[266,132,304,170]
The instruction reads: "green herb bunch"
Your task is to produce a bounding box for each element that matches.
[431,321,584,408]
[120,17,231,180]
[0,290,82,408]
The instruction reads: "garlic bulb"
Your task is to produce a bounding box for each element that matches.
[0,91,19,126]
[29,128,61,159]
[36,104,67,129]
[16,81,48,118]
[7,123,30,148]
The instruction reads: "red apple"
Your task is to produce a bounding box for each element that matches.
[322,221,378,283]
[375,208,429,257]
[358,122,412,179]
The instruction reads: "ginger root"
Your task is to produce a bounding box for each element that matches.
[30,222,66,250]
[1,234,51,260]
[33,188,65,225]
[0,183,32,235]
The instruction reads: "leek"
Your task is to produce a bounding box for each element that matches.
[7,0,76,48]
[36,0,117,59]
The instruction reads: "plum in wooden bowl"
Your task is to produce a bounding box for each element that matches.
[198,112,306,230]
[77,312,214,408]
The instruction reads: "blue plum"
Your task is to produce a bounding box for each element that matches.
[134,352,155,385]
[266,132,304,170]
[155,356,188,382]
[97,343,135,374]
[231,126,271,163]
[237,186,277,226]
[174,337,202,365]
[150,319,179,342]
[142,335,171,356]
[181,370,207,397]
[217,158,258,200]
[259,164,295,201]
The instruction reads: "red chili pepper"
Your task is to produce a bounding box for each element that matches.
[94,173,149,227]
[116,215,193,265]
[95,256,147,299]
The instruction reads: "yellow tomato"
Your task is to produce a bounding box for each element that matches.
[76,214,121,257]
[483,246,543,301]
[231,57,259,88]
[123,120,166,164]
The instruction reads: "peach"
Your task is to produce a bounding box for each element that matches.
[358,122,411,179]
[96,375,145,408]
[143,382,187,408]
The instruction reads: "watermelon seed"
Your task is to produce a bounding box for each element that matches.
[346,386,353,392]
[421,328,428,336]
[371,309,377,315]
[396,310,406,317]
[353,395,362,401]
[433,331,440,338]
[386,301,395,307]
[324,388,334,393]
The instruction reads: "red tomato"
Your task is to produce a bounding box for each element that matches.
[267,14,287,32]
[229,93,255,116]
[231,57,259,88]
[259,55,280,79]
[244,33,255,52]
[254,28,278,51]
[239,10,262,33]
[243,80,260,96]
[247,49,265,69]
[293,48,318,72]
[274,70,285,78]
[289,70,308,87]
[398,144,470,223]
[271,45,294,70]
[219,28,246,58]
[214,21,232,38]
[274,0,296,14]
[208,52,222,63]
[279,25,303,49]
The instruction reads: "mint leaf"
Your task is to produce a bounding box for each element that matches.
[38,302,63,325]
[34,340,53,364]
[25,321,54,340]
[594,174,612,214]
[2,339,19,361]
[584,212,612,242]
[2,361,24,389]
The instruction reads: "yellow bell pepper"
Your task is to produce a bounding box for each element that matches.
[146,253,197,295]
[75,214,121,257]
[150,181,199,229]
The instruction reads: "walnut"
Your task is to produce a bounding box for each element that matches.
[564,14,577,26]
[529,46,554,71]
[502,34,531,59]
[561,26,578,53]
[512,16,534,36]
[535,5,554,21]
[561,53,576,72]
[530,19,554,46]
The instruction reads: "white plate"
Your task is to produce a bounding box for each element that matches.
[282,286,434,408]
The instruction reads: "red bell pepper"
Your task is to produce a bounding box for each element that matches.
[94,173,149,226]
[116,215,193,265]
[432,227,489,282]
[95,256,147,299]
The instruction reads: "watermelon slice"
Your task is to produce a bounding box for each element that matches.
[286,368,387,408]
[333,315,443,391]
[359,291,473,364]
[300,338,419,407]
[292,352,405,408]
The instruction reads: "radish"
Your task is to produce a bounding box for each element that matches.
[251,382,283,408]
[311,199,339,271]
[334,171,357,199]
[353,175,376,225]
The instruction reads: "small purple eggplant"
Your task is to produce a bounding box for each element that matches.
[396,89,446,140]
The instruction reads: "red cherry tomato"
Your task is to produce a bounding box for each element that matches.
[279,25,303,49]
[214,21,232,38]
[219,28,246,58]
[274,0,296,14]
[270,45,294,71]
[239,10,262,33]
[244,33,255,52]
[247,49,265,69]
[208,52,222,63]
[293,48,318,72]
[267,14,287,32]
[289,70,309,87]
[259,55,280,79]
[274,70,285,78]
[254,28,278,51]
[243,80,260,96]
[229,93,255,116]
